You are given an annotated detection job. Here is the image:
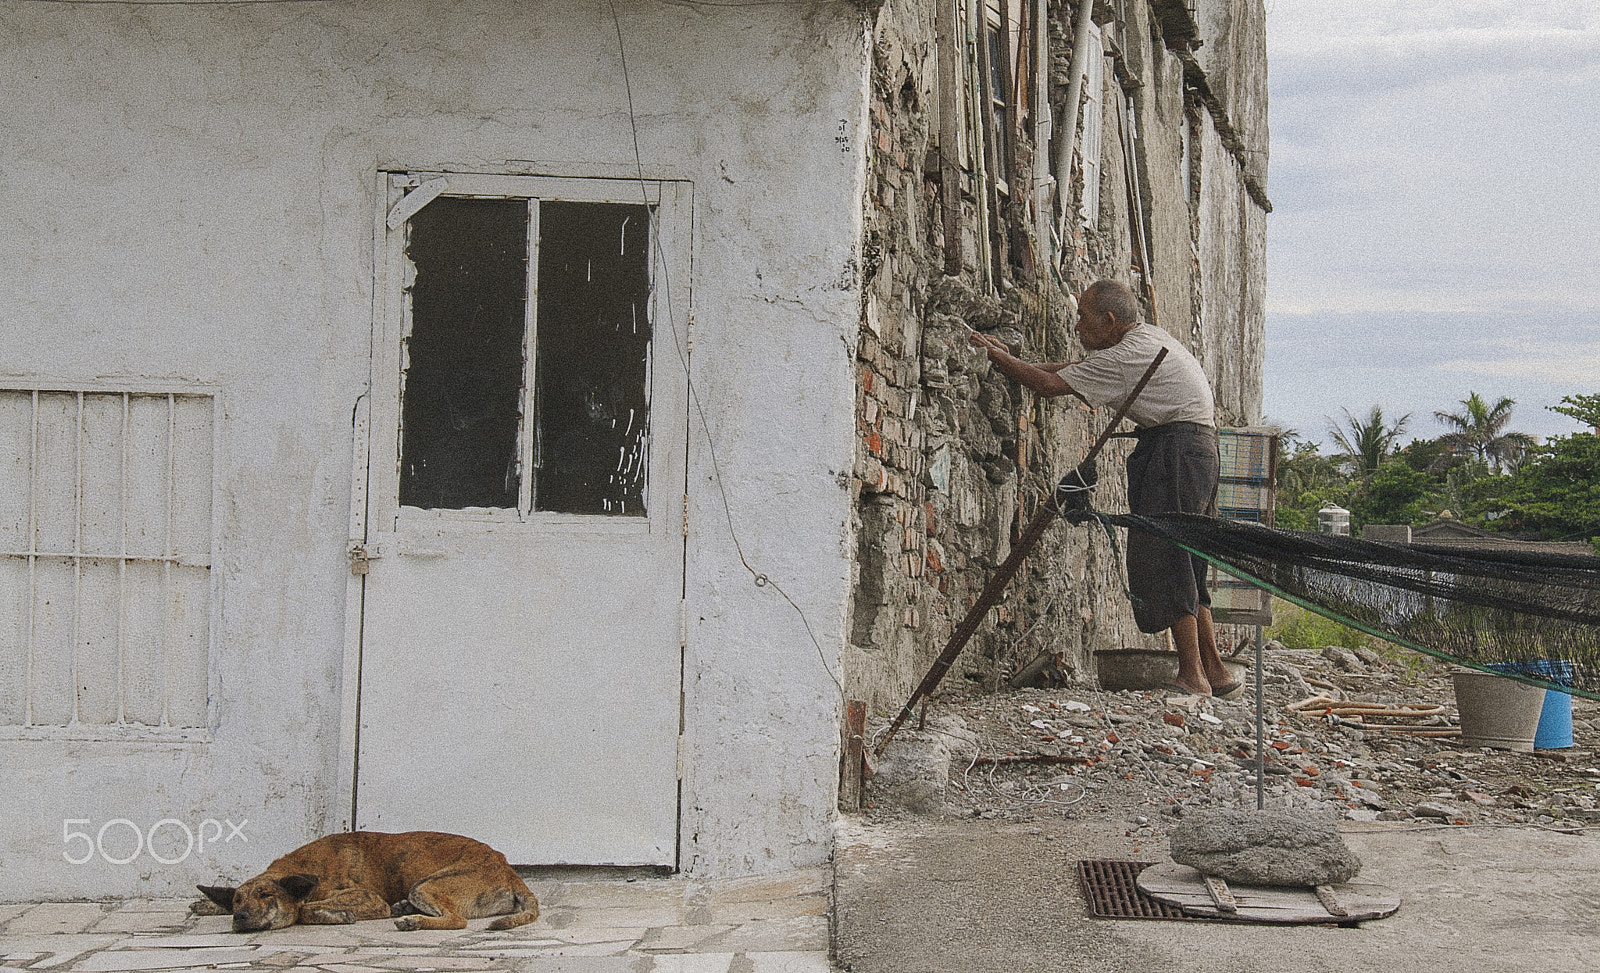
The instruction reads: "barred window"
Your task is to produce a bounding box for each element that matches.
[0,388,214,738]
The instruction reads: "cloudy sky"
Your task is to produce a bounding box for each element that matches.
[1261,0,1600,446]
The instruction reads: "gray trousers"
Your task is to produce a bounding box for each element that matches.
[1125,423,1220,634]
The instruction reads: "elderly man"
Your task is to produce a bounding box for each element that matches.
[968,279,1237,697]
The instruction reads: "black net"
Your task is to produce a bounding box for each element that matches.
[1075,512,1600,701]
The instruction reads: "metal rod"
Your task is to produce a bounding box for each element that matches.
[875,348,1167,755]
[1255,622,1264,810]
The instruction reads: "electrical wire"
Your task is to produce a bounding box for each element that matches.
[956,745,1088,812]
[606,0,844,699]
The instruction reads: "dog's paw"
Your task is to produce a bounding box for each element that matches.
[390,901,417,917]
[394,915,420,932]
[189,898,229,917]
[304,908,354,925]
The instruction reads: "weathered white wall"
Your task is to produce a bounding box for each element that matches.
[0,0,866,900]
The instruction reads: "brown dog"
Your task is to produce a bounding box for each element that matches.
[197,831,538,932]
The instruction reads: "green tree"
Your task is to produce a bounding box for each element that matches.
[1478,393,1600,544]
[1350,462,1433,528]
[1271,431,1351,530]
[1550,392,1600,432]
[1434,392,1535,474]
[1327,406,1410,479]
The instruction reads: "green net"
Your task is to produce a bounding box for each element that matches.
[1081,512,1600,701]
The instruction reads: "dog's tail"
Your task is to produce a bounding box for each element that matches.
[486,891,539,931]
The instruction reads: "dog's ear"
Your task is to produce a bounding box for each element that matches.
[277,874,319,901]
[197,885,237,911]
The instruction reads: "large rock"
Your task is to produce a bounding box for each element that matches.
[1169,809,1362,887]
[865,715,977,814]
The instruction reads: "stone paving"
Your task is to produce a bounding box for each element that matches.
[0,871,835,973]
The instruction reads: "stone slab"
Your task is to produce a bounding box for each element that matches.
[704,872,829,905]
[70,949,267,972]
[632,957,734,973]
[361,957,503,970]
[704,918,829,955]
[0,935,122,969]
[500,959,649,973]
[708,897,828,925]
[634,925,737,953]
[5,906,108,937]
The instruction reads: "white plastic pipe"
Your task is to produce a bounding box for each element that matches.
[1033,0,1050,265]
[1052,0,1096,265]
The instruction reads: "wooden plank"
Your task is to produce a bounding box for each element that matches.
[1137,863,1400,924]
[1203,874,1238,914]
[1315,884,1349,917]
[839,699,868,810]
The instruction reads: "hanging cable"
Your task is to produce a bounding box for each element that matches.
[607,0,844,699]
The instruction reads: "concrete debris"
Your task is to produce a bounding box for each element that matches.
[869,715,978,813]
[863,645,1600,839]
[1168,808,1362,887]
[1321,645,1365,672]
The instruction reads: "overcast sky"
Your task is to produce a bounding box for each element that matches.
[1261,0,1600,446]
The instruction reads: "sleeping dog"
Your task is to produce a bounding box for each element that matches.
[197,830,538,932]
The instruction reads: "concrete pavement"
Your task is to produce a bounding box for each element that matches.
[9,819,1600,973]
[834,815,1600,973]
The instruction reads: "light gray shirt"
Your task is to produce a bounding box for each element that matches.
[1060,323,1215,429]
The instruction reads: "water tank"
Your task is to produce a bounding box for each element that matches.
[1318,505,1351,536]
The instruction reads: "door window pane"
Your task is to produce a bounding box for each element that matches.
[399,198,529,510]
[534,202,652,516]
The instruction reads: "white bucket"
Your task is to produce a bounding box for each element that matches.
[1451,670,1546,752]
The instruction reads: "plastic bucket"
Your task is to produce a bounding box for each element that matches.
[1484,661,1576,750]
[1535,689,1575,749]
[1451,670,1546,752]
[1093,649,1245,692]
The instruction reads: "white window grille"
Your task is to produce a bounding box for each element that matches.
[1080,23,1105,227]
[985,5,1011,193]
[0,388,215,738]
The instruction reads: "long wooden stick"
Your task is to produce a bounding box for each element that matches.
[875,348,1167,755]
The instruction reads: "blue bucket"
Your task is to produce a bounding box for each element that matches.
[1536,689,1574,749]
[1487,661,1575,749]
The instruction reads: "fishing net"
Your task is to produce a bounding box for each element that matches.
[1069,511,1600,701]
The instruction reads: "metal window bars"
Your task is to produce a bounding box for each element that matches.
[0,388,214,737]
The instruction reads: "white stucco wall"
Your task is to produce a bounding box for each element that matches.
[0,0,867,900]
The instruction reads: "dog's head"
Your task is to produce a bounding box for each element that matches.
[198,874,319,932]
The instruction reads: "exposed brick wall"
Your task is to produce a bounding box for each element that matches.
[844,0,1268,726]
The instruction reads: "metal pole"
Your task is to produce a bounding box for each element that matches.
[1255,622,1265,810]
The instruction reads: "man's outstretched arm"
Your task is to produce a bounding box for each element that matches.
[968,332,1086,401]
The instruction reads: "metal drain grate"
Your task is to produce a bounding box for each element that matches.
[1076,860,1195,921]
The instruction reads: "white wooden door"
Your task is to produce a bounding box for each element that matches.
[353,173,690,865]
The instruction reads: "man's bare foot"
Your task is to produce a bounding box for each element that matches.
[1202,664,1236,692]
[1166,676,1211,697]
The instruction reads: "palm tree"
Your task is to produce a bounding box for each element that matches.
[1327,405,1410,479]
[1434,392,1536,474]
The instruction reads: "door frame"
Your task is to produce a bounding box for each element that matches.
[334,169,696,842]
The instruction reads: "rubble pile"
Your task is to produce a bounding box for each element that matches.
[865,645,1600,837]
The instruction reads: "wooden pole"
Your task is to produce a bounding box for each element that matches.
[875,348,1167,755]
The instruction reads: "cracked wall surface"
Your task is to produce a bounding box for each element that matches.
[1,0,870,898]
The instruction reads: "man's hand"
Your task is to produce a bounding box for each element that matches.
[968,331,1009,357]
[967,330,1080,401]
